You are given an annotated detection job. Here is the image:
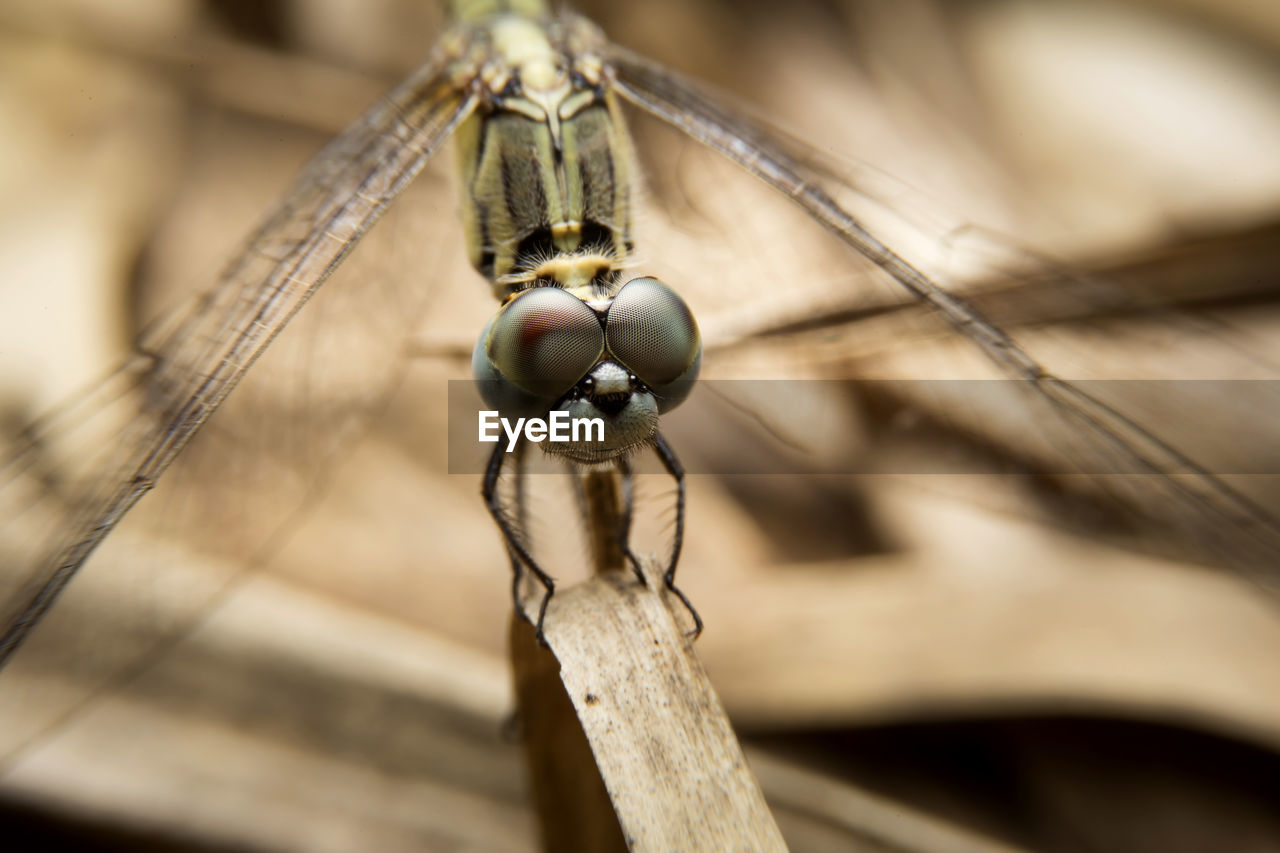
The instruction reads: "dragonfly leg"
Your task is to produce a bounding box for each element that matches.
[653,433,702,638]
[506,545,524,617]
[616,457,647,586]
[483,441,555,645]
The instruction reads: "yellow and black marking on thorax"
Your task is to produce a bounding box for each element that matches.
[452,6,635,300]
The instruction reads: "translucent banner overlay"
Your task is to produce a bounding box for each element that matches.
[447,380,1279,476]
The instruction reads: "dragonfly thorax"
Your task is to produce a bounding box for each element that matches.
[453,13,633,300]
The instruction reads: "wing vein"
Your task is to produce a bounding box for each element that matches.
[0,52,480,667]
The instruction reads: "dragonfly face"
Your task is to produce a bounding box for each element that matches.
[472,276,701,463]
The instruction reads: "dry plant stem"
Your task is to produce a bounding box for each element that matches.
[511,470,785,851]
[511,613,627,852]
[580,468,627,575]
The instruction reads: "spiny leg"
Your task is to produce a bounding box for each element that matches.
[507,545,524,617]
[652,433,702,638]
[506,443,531,620]
[616,457,647,586]
[482,440,555,644]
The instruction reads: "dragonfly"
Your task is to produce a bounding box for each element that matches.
[1,0,1279,838]
[0,0,710,662]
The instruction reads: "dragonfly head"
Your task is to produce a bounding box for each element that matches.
[473,276,700,462]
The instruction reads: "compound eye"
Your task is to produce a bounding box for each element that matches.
[481,287,605,399]
[605,277,701,391]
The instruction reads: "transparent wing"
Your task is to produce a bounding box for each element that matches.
[606,41,1280,589]
[0,45,480,665]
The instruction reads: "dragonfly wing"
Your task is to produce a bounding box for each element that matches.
[607,44,1280,587]
[0,48,481,666]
